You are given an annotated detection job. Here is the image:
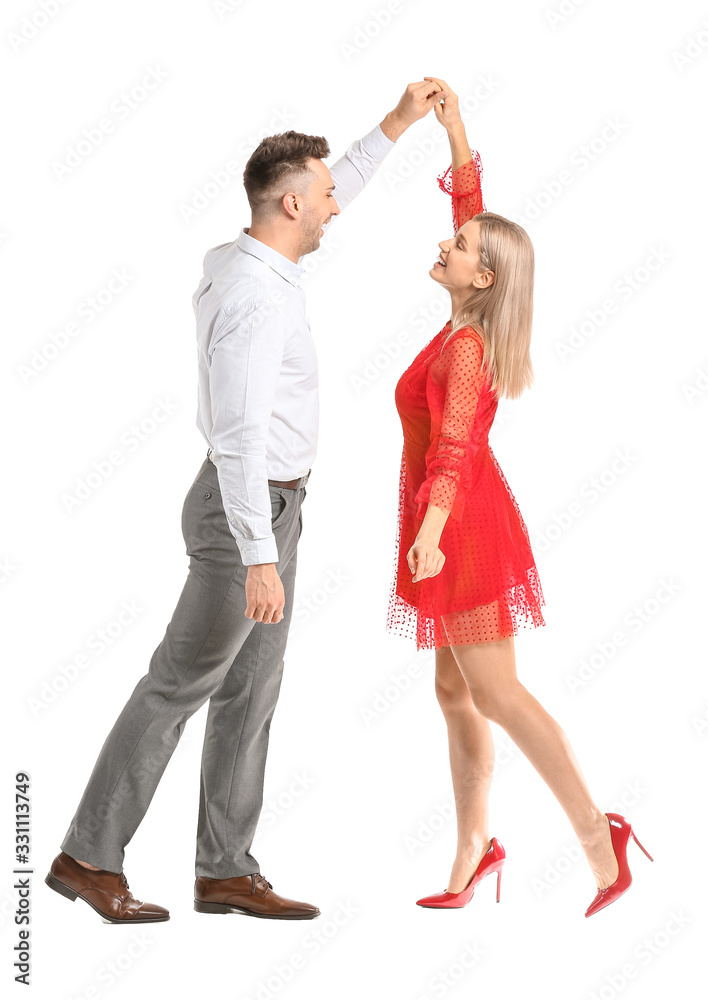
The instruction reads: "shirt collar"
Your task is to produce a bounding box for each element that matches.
[237,228,304,288]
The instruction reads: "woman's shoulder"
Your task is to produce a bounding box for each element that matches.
[457,323,484,341]
[440,324,485,350]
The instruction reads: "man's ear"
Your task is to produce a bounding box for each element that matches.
[281,191,300,221]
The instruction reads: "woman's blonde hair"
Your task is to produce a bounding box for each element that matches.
[443,211,535,400]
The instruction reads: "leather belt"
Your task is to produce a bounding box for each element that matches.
[207,448,310,490]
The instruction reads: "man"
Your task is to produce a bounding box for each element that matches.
[46,79,448,923]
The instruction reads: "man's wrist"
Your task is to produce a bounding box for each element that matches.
[379,110,409,143]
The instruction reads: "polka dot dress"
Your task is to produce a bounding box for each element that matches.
[385,155,546,651]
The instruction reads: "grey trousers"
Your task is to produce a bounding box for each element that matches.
[60,453,307,878]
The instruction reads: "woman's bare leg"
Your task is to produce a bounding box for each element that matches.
[448,635,619,891]
[434,645,495,893]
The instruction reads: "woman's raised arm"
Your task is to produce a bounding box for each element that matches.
[425,76,486,233]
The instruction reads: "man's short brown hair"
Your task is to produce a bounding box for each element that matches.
[243,131,330,217]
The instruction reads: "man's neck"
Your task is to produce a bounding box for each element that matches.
[245,225,301,264]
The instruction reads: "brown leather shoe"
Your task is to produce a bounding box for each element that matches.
[194,873,319,919]
[45,852,169,924]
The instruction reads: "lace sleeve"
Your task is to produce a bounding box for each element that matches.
[413,332,486,522]
[437,149,486,233]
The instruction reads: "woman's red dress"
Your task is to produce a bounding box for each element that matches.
[385,151,546,651]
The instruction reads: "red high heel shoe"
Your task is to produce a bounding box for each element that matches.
[585,812,653,918]
[416,838,505,908]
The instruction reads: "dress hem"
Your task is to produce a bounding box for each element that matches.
[385,564,547,652]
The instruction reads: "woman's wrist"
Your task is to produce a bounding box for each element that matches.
[448,124,472,171]
[416,502,449,546]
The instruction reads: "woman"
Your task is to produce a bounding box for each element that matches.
[385,78,653,917]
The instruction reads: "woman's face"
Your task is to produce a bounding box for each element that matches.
[429,219,494,292]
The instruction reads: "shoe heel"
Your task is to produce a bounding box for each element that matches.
[194,898,231,914]
[630,829,653,862]
[45,872,78,901]
[495,867,502,903]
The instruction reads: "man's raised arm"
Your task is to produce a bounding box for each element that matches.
[322,79,449,219]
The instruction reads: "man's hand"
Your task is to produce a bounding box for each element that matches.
[380,79,449,142]
[245,563,285,623]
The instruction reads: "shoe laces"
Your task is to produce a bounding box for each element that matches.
[254,873,273,892]
[118,872,130,891]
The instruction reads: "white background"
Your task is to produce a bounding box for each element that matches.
[2,0,706,997]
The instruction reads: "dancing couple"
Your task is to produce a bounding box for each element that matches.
[46,77,651,923]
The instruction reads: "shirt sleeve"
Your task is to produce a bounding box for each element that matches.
[324,123,397,218]
[437,149,486,234]
[207,297,286,566]
[413,332,486,523]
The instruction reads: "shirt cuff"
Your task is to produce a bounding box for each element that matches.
[235,533,280,567]
[360,121,398,158]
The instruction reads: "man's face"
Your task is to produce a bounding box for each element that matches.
[295,157,340,257]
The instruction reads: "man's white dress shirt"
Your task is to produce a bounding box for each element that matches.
[192,122,396,566]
